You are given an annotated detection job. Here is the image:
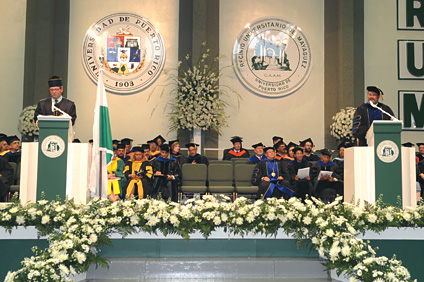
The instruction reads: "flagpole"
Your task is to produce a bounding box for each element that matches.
[99,153,103,199]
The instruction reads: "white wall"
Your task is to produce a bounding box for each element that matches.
[364,0,424,144]
[68,0,179,145]
[0,0,26,136]
[219,0,325,149]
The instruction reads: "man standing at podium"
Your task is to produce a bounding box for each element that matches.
[34,76,77,125]
[352,86,395,146]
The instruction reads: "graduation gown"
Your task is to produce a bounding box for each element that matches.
[311,160,343,198]
[152,156,181,202]
[303,154,320,162]
[417,160,424,196]
[107,158,126,196]
[0,157,13,199]
[287,159,313,200]
[6,151,21,164]
[185,154,209,165]
[124,160,153,199]
[34,97,77,125]
[247,154,267,164]
[223,148,250,160]
[352,102,395,146]
[171,152,186,166]
[251,159,293,199]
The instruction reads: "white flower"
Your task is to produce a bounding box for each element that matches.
[89,234,98,244]
[16,216,25,225]
[367,214,377,223]
[41,215,50,224]
[341,246,350,257]
[59,264,69,275]
[74,252,86,264]
[303,216,312,225]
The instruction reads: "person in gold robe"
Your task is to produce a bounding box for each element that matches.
[107,149,126,202]
[124,146,153,199]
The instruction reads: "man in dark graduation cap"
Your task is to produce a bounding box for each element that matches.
[272,136,283,145]
[251,146,293,199]
[223,136,250,160]
[287,147,313,201]
[34,75,77,125]
[247,142,267,164]
[311,149,343,202]
[148,139,160,160]
[6,136,21,164]
[116,143,130,162]
[184,143,209,165]
[152,144,181,202]
[274,140,287,160]
[416,143,424,162]
[112,139,120,150]
[299,138,320,161]
[121,138,133,155]
[352,86,395,146]
[141,144,152,161]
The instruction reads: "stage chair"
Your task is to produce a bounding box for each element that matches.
[180,164,208,197]
[234,163,258,199]
[207,162,235,200]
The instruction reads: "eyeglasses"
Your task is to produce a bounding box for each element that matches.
[50,88,62,92]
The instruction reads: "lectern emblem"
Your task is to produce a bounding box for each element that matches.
[376,140,399,163]
[41,135,65,158]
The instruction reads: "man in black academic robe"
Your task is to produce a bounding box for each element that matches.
[152,144,181,202]
[6,136,21,164]
[311,149,343,201]
[34,76,77,125]
[287,148,313,200]
[416,143,424,163]
[247,142,267,164]
[251,146,293,199]
[299,138,320,161]
[184,143,209,165]
[223,136,250,160]
[352,86,395,146]
[0,157,14,201]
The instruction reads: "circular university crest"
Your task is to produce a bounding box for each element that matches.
[82,12,166,94]
[233,17,312,98]
[376,140,399,163]
[41,135,66,158]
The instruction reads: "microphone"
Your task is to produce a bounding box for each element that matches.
[369,101,399,121]
[52,103,71,119]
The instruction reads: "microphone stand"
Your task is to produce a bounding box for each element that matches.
[369,101,400,122]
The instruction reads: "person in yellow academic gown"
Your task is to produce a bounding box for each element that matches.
[124,146,153,199]
[107,150,127,202]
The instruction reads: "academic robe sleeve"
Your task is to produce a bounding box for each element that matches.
[352,106,369,146]
[311,162,322,182]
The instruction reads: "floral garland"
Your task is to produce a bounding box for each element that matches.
[1,195,420,282]
[17,105,39,137]
[330,107,356,140]
[155,42,239,134]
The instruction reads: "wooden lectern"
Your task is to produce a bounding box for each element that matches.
[345,121,416,207]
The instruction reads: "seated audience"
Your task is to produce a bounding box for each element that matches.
[152,144,181,202]
[223,136,250,160]
[311,149,343,201]
[251,146,293,199]
[185,143,209,165]
[124,146,153,200]
[107,150,126,202]
[0,156,13,202]
[247,142,267,164]
[287,147,313,200]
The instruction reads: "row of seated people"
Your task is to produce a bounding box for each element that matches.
[107,137,348,202]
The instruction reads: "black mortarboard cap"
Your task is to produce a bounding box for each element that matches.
[185,143,199,149]
[89,139,93,143]
[272,136,283,142]
[48,75,63,88]
[286,142,297,149]
[73,138,81,143]
[132,146,143,152]
[160,144,170,152]
[417,143,424,147]
[0,133,6,139]
[121,138,133,145]
[0,136,7,143]
[367,86,383,96]
[169,139,179,147]
[292,147,304,154]
[230,136,243,144]
[7,135,20,145]
[320,148,332,156]
[117,143,126,150]
[147,139,159,145]
[299,138,313,146]
[154,135,166,144]
[252,142,264,148]
[141,144,150,150]
[112,139,120,145]
[402,142,415,147]
[264,146,275,153]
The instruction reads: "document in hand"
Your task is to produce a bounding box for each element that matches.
[317,170,333,179]
[297,167,310,179]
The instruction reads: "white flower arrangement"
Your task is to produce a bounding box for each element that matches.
[155,42,239,134]
[18,105,39,137]
[330,107,356,140]
[1,194,421,282]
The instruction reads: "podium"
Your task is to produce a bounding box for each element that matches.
[19,116,91,203]
[345,121,416,207]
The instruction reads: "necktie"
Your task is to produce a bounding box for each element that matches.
[54,100,59,116]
